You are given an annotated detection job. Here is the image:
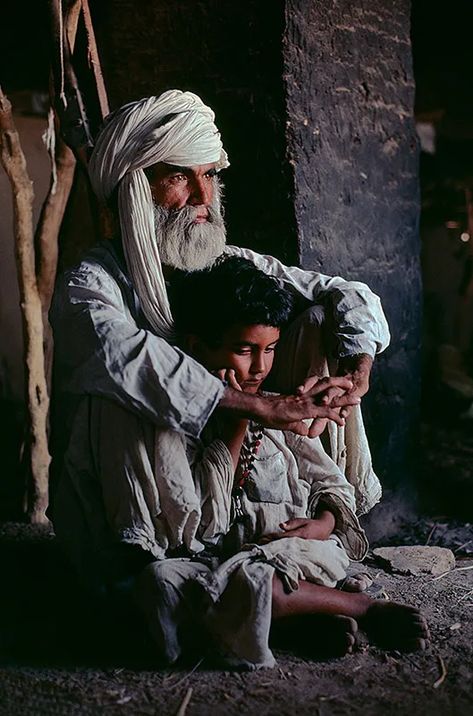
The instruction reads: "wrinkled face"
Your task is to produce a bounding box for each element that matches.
[148,162,226,271]
[148,162,218,219]
[195,324,281,393]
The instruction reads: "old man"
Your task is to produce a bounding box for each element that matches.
[49,90,388,593]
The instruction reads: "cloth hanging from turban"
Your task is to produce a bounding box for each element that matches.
[88,90,229,338]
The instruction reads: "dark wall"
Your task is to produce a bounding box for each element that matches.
[284,0,422,489]
[93,0,298,263]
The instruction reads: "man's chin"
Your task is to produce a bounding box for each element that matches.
[158,228,226,272]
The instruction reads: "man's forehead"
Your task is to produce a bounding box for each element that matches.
[154,161,219,175]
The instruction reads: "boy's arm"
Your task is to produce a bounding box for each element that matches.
[276,506,336,541]
[216,415,247,471]
[277,432,369,560]
[211,369,248,471]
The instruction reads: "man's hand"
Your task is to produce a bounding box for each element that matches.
[296,353,373,423]
[260,512,336,543]
[337,353,373,418]
[218,376,360,437]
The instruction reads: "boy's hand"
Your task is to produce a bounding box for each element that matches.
[214,368,242,391]
[260,512,336,543]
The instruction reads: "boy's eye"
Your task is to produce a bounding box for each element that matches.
[264,347,276,354]
[234,349,252,356]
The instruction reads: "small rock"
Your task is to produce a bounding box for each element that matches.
[372,545,455,576]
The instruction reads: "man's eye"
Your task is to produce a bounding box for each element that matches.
[205,169,217,179]
[169,174,187,183]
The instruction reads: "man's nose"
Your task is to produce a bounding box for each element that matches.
[188,176,213,206]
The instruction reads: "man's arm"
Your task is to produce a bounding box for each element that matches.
[229,246,383,417]
[218,377,360,437]
[51,259,358,438]
[50,261,226,437]
[225,246,390,359]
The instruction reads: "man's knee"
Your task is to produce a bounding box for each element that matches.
[301,304,326,329]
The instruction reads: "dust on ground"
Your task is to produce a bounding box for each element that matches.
[0,416,472,716]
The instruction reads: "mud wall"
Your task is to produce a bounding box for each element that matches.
[284,0,421,503]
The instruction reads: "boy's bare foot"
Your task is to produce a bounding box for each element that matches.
[271,613,358,658]
[359,601,430,651]
[271,577,429,654]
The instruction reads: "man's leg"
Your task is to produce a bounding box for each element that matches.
[133,559,212,664]
[269,304,381,515]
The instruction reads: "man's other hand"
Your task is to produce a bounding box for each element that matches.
[296,353,373,422]
[337,353,373,418]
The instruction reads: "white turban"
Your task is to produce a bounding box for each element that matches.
[88,89,229,339]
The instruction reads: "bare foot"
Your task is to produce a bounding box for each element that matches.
[271,613,358,658]
[359,601,430,651]
[341,572,373,593]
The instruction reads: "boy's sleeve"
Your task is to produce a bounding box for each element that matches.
[190,438,235,541]
[285,432,369,561]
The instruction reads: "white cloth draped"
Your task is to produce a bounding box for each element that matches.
[88,90,229,338]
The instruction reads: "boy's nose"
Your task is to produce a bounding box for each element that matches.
[250,353,266,375]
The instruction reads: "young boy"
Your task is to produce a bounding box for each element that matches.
[131,257,428,669]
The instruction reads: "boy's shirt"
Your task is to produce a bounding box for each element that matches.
[188,422,369,562]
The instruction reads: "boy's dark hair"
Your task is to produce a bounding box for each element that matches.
[171,256,295,345]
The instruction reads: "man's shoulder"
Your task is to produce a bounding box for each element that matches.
[60,242,129,291]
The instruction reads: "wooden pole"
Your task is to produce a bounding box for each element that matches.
[81,0,110,120]
[36,122,76,313]
[0,88,51,524]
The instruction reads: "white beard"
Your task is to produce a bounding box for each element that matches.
[153,180,226,271]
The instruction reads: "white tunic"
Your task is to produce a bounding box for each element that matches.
[49,241,390,440]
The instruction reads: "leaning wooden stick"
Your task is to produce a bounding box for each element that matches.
[36,116,76,393]
[36,119,76,313]
[0,87,51,524]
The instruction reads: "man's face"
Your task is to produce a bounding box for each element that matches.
[149,162,218,218]
[148,162,226,271]
[195,324,281,393]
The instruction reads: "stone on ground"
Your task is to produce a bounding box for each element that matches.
[373,545,455,576]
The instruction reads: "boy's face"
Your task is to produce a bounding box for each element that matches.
[196,324,280,393]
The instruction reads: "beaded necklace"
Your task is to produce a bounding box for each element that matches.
[232,421,263,520]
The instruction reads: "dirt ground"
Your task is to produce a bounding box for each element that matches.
[1,418,472,716]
